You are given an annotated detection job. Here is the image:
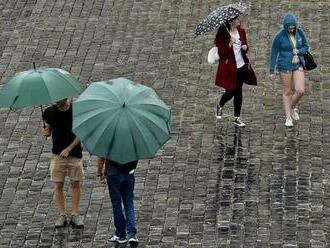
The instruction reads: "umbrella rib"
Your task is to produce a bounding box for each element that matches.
[19,72,53,107]
[125,87,150,102]
[2,78,22,108]
[91,111,121,159]
[44,71,82,100]
[130,104,170,119]
[130,101,168,109]
[132,108,170,136]
[97,83,123,103]
[140,118,170,147]
[75,111,118,159]
[51,70,82,92]
[38,72,58,103]
[74,107,120,131]
[129,112,166,154]
[130,117,155,157]
[126,114,139,162]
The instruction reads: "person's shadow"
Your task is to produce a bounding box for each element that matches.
[221,126,246,164]
[105,242,139,248]
[233,126,246,165]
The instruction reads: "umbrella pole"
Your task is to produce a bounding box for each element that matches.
[40,105,46,128]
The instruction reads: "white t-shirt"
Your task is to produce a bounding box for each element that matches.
[230,30,245,69]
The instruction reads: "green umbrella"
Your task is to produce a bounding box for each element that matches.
[0,65,83,109]
[72,77,171,164]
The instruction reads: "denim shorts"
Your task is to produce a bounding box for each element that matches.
[278,63,304,73]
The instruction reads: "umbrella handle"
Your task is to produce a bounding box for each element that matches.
[225,26,230,34]
[40,105,46,128]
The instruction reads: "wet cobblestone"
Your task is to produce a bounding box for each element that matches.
[0,0,330,247]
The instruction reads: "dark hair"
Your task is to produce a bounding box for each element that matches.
[214,15,239,44]
[223,21,231,30]
[214,21,231,44]
[286,24,297,34]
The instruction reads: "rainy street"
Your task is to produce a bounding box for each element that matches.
[0,0,330,247]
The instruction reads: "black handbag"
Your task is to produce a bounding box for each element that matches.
[295,29,317,71]
[302,51,317,71]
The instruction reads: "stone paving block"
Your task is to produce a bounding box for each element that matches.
[0,0,330,247]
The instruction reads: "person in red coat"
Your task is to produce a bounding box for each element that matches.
[214,17,257,127]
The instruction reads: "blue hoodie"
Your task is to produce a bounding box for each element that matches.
[269,13,309,73]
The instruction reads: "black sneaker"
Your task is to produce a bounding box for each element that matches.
[128,236,139,246]
[215,103,223,119]
[55,215,67,228]
[69,214,84,228]
[107,235,127,244]
[233,117,246,127]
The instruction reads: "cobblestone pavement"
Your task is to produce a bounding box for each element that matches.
[0,0,329,247]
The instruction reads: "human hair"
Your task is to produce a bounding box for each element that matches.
[286,25,297,34]
[214,15,240,44]
[214,21,231,44]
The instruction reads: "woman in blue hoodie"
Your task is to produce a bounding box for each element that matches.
[269,13,309,127]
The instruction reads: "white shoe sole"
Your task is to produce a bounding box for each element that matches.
[233,122,245,127]
[129,240,139,245]
[285,122,293,127]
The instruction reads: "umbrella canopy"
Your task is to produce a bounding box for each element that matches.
[195,2,247,37]
[72,77,171,164]
[0,67,83,108]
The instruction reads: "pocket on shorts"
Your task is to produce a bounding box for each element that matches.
[50,155,67,182]
[67,157,84,181]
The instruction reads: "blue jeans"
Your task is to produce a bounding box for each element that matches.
[107,173,136,238]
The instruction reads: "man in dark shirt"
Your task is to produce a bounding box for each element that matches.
[42,98,84,228]
[97,158,139,245]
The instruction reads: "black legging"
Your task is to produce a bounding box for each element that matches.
[219,64,247,117]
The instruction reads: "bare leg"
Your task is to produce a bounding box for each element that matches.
[292,70,305,108]
[71,181,81,215]
[54,182,65,215]
[280,72,293,118]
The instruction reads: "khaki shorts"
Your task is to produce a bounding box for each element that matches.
[50,155,84,182]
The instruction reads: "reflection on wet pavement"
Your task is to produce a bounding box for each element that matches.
[0,0,329,247]
[216,125,250,245]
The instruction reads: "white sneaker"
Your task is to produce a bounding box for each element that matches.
[291,108,300,121]
[285,117,293,127]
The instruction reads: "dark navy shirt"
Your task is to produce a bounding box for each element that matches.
[105,160,138,176]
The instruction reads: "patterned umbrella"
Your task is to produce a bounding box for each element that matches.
[195,2,247,37]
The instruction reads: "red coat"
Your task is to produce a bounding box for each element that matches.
[215,26,257,90]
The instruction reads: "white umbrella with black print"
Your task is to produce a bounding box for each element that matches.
[195,2,247,37]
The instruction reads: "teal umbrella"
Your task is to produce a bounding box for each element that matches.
[72,77,171,164]
[0,65,83,109]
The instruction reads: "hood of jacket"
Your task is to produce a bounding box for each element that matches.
[282,12,298,31]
